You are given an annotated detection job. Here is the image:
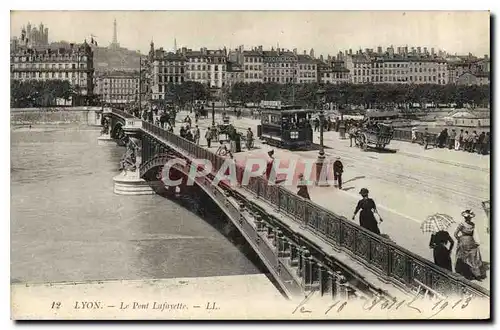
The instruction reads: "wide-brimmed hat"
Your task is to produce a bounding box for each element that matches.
[359,188,369,196]
[461,210,476,218]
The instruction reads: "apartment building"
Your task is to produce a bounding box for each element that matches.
[94,71,139,104]
[243,48,264,83]
[148,42,186,100]
[10,41,95,95]
[296,54,317,83]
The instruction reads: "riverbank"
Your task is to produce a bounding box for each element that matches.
[10,107,102,126]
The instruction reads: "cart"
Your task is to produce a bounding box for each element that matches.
[354,123,394,151]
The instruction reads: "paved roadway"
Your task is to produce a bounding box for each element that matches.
[174,111,491,291]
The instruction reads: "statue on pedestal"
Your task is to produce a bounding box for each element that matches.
[119,137,141,172]
[101,117,110,135]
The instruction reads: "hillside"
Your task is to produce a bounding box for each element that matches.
[93,46,141,72]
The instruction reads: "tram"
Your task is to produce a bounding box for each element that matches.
[257,102,314,150]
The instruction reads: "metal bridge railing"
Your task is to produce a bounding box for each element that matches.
[393,129,438,145]
[115,109,489,299]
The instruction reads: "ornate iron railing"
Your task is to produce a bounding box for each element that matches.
[116,109,490,299]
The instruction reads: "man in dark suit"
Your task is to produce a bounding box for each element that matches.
[333,157,344,189]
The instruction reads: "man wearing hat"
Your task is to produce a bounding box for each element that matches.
[333,156,344,189]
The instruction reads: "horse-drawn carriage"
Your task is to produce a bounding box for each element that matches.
[353,122,395,151]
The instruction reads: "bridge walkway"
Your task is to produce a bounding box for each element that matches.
[175,111,490,292]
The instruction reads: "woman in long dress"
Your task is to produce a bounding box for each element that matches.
[429,230,454,271]
[352,188,383,235]
[296,174,310,200]
[454,210,486,280]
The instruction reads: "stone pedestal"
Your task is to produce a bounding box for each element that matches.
[113,170,158,195]
[98,134,117,146]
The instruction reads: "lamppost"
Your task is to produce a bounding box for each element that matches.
[212,101,215,126]
[315,89,328,186]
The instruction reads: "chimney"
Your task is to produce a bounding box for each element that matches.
[349,49,352,55]
[485,54,489,59]
[397,47,401,54]
[431,47,435,55]
[417,47,421,54]
[377,46,382,54]
[303,50,307,55]
[293,48,297,55]
[424,47,428,55]
[259,45,263,51]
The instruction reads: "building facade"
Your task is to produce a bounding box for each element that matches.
[184,48,209,85]
[320,60,350,84]
[296,55,317,83]
[10,41,95,95]
[226,61,244,87]
[94,71,139,104]
[243,49,264,83]
[262,49,297,83]
[207,49,227,88]
[149,42,186,100]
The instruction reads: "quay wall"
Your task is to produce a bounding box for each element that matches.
[11,107,103,126]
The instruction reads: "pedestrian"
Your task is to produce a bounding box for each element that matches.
[483,132,490,155]
[429,230,454,271]
[265,150,275,181]
[456,129,464,151]
[246,127,254,150]
[195,112,199,124]
[454,210,486,280]
[333,157,343,189]
[448,129,456,149]
[438,128,448,148]
[185,130,194,142]
[314,117,320,132]
[179,126,186,139]
[471,130,478,153]
[462,131,469,151]
[349,125,357,147]
[296,173,311,200]
[205,127,213,148]
[411,127,418,143]
[352,188,383,235]
[194,125,200,145]
[477,132,486,154]
[423,128,430,150]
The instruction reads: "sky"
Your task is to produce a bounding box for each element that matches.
[10,11,490,57]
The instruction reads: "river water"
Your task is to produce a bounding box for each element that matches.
[11,124,264,283]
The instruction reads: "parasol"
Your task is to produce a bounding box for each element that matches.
[420,213,456,233]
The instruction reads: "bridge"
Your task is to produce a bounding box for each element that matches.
[97,107,489,304]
